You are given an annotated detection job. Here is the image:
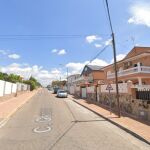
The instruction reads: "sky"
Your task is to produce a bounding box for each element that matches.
[0,0,150,86]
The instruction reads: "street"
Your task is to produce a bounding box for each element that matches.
[0,89,149,150]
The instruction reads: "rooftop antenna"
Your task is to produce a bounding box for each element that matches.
[131,36,135,47]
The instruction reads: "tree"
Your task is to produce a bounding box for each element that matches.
[0,72,41,91]
[29,76,37,83]
[0,72,5,80]
[23,76,41,91]
[0,72,22,83]
[7,74,22,83]
[52,80,67,87]
[23,80,36,91]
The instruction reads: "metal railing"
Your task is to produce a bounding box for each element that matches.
[107,66,150,79]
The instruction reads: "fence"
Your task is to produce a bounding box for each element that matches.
[136,89,150,100]
[101,83,128,93]
[0,80,30,97]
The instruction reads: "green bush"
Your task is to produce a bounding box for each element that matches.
[23,80,36,91]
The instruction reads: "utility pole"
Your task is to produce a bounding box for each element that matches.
[105,0,121,117]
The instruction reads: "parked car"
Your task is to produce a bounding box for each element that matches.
[57,90,68,98]
[53,87,60,94]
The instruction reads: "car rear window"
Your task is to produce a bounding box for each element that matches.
[59,91,66,93]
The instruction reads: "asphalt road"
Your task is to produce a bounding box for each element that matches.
[0,89,149,150]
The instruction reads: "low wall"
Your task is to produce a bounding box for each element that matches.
[98,93,150,122]
[72,82,150,122]
[0,80,30,101]
[87,93,96,101]
[0,80,5,97]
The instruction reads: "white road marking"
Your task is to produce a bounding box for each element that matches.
[33,126,51,133]
[35,115,51,123]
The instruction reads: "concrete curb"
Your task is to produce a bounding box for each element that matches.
[0,90,39,128]
[71,98,150,145]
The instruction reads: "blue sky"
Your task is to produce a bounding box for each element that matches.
[0,0,150,85]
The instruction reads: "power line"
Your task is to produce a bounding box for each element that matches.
[0,34,110,39]
[84,44,110,67]
[89,45,109,63]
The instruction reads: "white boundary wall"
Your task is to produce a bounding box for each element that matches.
[87,86,95,94]
[0,80,5,97]
[101,83,128,93]
[12,84,17,93]
[0,80,29,97]
[70,86,75,94]
[5,82,12,95]
[75,86,80,92]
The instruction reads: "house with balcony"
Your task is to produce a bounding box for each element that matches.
[99,47,150,121]
[103,47,150,87]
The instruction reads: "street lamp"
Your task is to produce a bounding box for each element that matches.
[59,64,69,79]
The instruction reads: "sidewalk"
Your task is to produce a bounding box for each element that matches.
[0,90,39,127]
[69,95,150,145]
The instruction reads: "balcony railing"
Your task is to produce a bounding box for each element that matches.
[107,66,150,79]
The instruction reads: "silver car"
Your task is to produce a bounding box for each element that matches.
[57,90,68,98]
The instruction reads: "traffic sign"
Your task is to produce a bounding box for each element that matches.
[106,84,113,91]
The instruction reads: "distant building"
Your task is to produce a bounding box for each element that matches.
[67,74,80,94]
[73,65,105,98]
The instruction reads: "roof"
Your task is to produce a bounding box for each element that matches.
[67,74,80,79]
[81,65,104,76]
[124,46,150,59]
[87,65,103,71]
[102,46,150,70]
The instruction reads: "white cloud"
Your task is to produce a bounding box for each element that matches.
[0,50,7,55]
[58,49,67,55]
[51,69,61,74]
[0,63,62,86]
[51,49,67,55]
[111,54,126,63]
[94,44,102,48]
[128,2,150,27]
[86,35,102,43]
[66,62,87,74]
[8,54,20,59]
[51,49,58,53]
[105,38,112,46]
[66,59,108,74]
[89,59,109,66]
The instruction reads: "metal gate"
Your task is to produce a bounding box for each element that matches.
[81,88,86,98]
